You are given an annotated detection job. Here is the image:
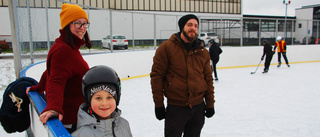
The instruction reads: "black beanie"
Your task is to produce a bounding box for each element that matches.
[178,14,199,32]
[86,83,118,105]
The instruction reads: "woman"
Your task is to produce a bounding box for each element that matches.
[26,3,91,133]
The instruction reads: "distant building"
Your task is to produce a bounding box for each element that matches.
[0,0,319,46]
[295,4,320,44]
[0,0,242,14]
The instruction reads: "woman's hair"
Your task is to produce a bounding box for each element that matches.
[63,24,92,49]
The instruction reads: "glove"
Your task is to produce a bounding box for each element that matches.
[261,56,264,61]
[155,107,166,120]
[204,108,215,118]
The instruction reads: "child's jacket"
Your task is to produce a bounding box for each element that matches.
[72,104,132,137]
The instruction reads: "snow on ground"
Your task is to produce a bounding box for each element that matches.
[0,59,15,95]
[1,54,320,137]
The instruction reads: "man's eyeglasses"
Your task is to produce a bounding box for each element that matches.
[72,22,90,29]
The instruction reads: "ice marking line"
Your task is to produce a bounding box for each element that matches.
[217,60,320,70]
[120,74,150,81]
[120,60,320,81]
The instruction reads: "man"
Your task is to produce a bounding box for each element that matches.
[274,36,290,67]
[150,14,215,137]
[261,40,274,73]
[209,39,222,80]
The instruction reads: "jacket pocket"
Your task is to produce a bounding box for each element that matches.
[163,74,176,95]
[194,75,207,95]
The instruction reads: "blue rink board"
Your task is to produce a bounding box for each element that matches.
[21,62,71,137]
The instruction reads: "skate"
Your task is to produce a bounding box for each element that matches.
[262,69,268,73]
[277,63,281,67]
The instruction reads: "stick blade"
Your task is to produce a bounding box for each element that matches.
[250,72,255,74]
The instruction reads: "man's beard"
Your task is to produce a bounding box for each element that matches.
[182,30,197,43]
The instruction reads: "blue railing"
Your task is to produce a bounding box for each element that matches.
[27,91,71,137]
[21,62,71,137]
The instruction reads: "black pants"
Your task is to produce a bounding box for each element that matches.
[264,54,273,70]
[211,59,219,78]
[165,102,205,137]
[277,52,289,64]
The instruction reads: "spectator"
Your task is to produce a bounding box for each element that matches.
[150,14,215,137]
[26,3,92,133]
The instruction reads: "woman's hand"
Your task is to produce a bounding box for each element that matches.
[26,87,31,95]
[39,110,63,125]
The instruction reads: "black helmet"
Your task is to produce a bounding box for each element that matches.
[82,65,121,106]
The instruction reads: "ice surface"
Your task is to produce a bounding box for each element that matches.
[120,62,320,137]
[1,58,320,137]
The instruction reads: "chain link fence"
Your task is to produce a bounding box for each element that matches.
[7,0,320,78]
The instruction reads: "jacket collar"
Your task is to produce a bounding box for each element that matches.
[77,103,121,127]
[173,32,203,50]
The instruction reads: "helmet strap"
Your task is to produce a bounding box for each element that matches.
[89,107,93,116]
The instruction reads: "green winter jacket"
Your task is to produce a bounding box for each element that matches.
[150,33,215,108]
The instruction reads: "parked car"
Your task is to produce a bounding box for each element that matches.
[199,32,220,46]
[302,36,315,44]
[101,35,128,49]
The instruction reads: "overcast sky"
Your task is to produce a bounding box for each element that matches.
[243,0,320,16]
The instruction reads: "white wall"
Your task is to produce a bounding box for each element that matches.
[295,8,314,20]
[26,45,320,81]
[0,7,242,42]
[0,7,10,35]
[84,50,155,78]
[0,7,12,41]
[295,8,314,42]
[218,45,320,67]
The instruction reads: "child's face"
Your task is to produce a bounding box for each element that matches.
[91,90,116,120]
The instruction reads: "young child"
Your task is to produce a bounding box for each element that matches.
[72,65,132,137]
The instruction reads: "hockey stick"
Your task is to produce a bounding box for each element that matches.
[251,60,262,74]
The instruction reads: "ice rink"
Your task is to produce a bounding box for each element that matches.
[1,59,320,137]
[118,61,320,137]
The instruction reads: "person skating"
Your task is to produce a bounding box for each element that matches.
[261,40,274,73]
[209,39,222,80]
[273,36,290,67]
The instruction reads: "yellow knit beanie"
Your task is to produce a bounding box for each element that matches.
[60,3,89,29]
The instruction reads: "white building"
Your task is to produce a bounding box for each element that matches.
[0,0,319,47]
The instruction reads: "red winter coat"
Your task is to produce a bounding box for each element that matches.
[30,30,89,124]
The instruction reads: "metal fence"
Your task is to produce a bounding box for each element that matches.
[7,0,320,78]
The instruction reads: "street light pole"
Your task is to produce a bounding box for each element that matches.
[283,0,291,41]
